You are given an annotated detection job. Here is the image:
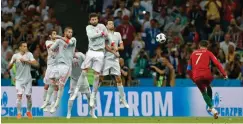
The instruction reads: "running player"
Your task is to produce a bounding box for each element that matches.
[42,27,76,113]
[100,20,129,108]
[8,41,39,119]
[187,40,228,119]
[42,30,59,112]
[70,13,108,111]
[66,52,97,119]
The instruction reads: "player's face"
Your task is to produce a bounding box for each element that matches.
[65,29,73,39]
[20,43,28,52]
[51,31,57,40]
[106,21,114,30]
[90,17,98,26]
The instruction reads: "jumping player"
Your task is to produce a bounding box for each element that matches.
[67,52,97,119]
[8,41,39,119]
[187,40,228,119]
[100,20,129,108]
[42,30,59,112]
[42,27,76,113]
[70,13,108,111]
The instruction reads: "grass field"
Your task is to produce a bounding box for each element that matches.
[2,117,243,123]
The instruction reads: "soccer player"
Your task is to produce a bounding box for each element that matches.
[70,13,108,110]
[100,20,129,108]
[42,30,59,112]
[187,40,228,119]
[42,27,76,113]
[8,41,39,119]
[67,52,97,119]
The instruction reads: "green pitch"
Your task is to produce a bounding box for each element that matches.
[2,117,243,123]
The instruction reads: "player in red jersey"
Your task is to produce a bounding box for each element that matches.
[187,40,228,119]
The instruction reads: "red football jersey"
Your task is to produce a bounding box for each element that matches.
[187,48,227,80]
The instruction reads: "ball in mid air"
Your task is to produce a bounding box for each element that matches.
[156,33,166,43]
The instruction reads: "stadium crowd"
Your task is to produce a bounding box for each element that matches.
[1,0,243,87]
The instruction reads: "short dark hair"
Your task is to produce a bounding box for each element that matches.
[199,40,208,47]
[64,27,72,32]
[105,19,113,25]
[48,29,57,36]
[89,13,98,20]
[18,41,27,48]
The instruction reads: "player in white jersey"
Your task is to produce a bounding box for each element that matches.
[70,13,108,111]
[41,27,76,113]
[100,20,129,108]
[8,41,39,119]
[42,30,59,112]
[66,52,97,119]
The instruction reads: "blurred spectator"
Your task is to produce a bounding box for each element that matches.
[140,0,153,19]
[220,33,236,56]
[155,7,172,31]
[227,19,243,49]
[2,40,13,59]
[225,54,241,79]
[31,49,45,85]
[150,56,175,87]
[1,14,14,30]
[139,11,151,31]
[236,8,243,28]
[2,0,16,14]
[114,0,131,18]
[222,0,236,31]
[226,44,236,63]
[119,58,129,86]
[114,10,123,27]
[116,15,136,59]
[169,48,179,74]
[164,17,186,44]
[130,33,145,70]
[209,24,224,43]
[131,0,146,21]
[36,0,49,21]
[133,49,150,77]
[205,0,222,27]
[144,19,160,55]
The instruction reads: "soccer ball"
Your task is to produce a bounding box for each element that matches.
[156,33,166,43]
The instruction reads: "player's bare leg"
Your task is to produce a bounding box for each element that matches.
[26,95,33,119]
[16,94,22,119]
[115,76,129,108]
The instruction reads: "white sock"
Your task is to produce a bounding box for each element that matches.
[43,89,48,101]
[16,98,22,114]
[117,85,125,99]
[45,85,54,103]
[27,98,32,112]
[67,99,74,115]
[54,86,64,107]
[212,108,218,114]
[53,91,58,102]
[91,75,99,99]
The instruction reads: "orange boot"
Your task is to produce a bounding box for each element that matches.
[17,113,21,119]
[26,112,33,119]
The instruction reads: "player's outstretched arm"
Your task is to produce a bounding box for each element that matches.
[49,39,63,50]
[86,25,103,39]
[208,51,227,78]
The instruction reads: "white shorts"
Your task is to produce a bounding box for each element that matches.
[44,65,58,84]
[102,58,121,76]
[69,77,90,94]
[81,49,104,73]
[57,63,71,85]
[16,79,32,95]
